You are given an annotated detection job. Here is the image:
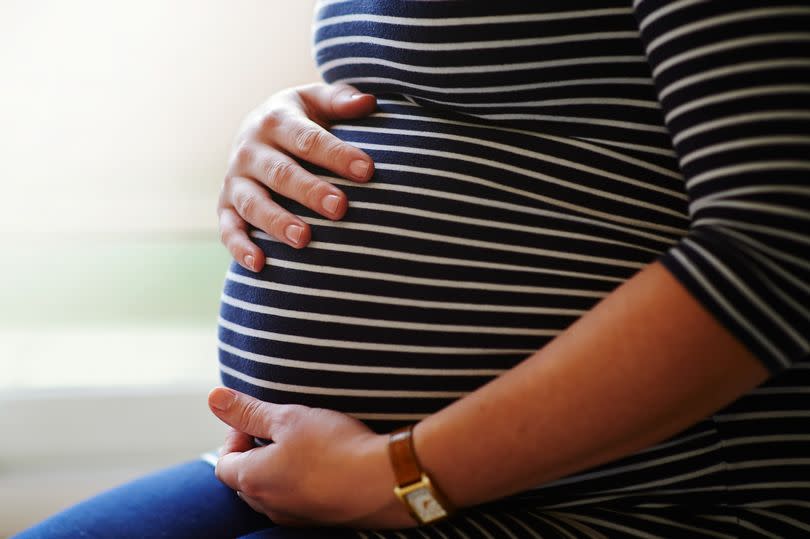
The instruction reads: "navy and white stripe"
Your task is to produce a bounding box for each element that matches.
[210,1,810,536]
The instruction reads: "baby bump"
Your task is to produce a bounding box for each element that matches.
[217,100,687,434]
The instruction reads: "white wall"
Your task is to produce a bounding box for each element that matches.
[0,389,224,537]
[0,0,320,238]
[0,1,320,536]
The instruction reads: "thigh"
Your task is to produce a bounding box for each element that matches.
[239,527,358,539]
[12,459,274,539]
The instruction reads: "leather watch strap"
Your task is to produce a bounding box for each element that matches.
[388,424,422,486]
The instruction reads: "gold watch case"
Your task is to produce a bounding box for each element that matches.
[393,472,451,525]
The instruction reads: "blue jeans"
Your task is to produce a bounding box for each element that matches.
[11,460,356,538]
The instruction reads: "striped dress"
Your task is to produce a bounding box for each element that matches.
[213,1,810,536]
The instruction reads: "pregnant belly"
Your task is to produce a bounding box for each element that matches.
[217,98,688,434]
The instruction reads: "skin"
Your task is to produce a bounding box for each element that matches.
[210,84,770,529]
[217,83,377,272]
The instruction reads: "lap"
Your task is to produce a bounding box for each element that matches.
[15,458,778,538]
[11,459,274,539]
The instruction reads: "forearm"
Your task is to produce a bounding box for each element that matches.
[413,261,769,508]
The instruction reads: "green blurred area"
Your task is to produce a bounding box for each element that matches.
[1,238,232,328]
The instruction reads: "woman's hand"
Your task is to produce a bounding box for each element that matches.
[218,83,377,272]
[208,387,419,530]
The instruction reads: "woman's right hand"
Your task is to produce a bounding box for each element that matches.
[218,83,377,272]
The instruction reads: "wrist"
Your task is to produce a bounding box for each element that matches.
[388,423,457,525]
[356,433,418,527]
[413,418,469,509]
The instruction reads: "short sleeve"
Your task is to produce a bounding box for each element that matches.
[632,0,810,373]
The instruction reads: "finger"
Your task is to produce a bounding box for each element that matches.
[245,145,349,221]
[272,113,374,183]
[208,387,298,440]
[238,493,314,528]
[228,176,311,248]
[215,447,260,492]
[215,444,286,501]
[236,491,266,515]
[221,427,254,455]
[218,207,265,272]
[295,82,377,123]
[264,509,319,528]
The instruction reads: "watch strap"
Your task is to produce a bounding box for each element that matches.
[388,424,422,486]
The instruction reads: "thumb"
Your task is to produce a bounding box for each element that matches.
[208,387,278,439]
[298,83,377,121]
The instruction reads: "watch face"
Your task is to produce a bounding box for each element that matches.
[405,486,448,522]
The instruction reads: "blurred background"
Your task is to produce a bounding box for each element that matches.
[0,1,319,535]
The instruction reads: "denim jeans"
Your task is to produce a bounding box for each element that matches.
[11,459,356,539]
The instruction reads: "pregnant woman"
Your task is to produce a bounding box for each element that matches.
[15,1,810,537]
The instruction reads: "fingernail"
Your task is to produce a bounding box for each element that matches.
[349,159,370,180]
[285,224,303,245]
[210,388,236,411]
[340,92,366,105]
[322,194,341,214]
[243,254,255,271]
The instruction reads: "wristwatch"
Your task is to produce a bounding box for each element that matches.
[388,424,455,525]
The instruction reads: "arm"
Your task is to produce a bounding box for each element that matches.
[416,260,767,508]
[416,0,810,508]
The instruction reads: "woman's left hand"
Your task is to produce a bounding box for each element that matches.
[208,387,419,529]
